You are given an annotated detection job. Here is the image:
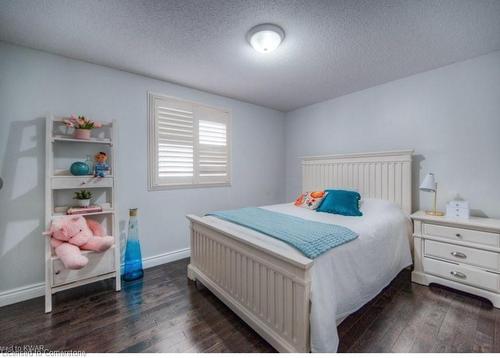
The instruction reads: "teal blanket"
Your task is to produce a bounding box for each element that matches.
[207,207,358,259]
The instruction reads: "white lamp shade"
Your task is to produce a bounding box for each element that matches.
[420,173,437,192]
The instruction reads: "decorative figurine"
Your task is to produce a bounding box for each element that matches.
[94,152,109,177]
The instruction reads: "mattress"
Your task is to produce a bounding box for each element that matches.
[204,198,413,352]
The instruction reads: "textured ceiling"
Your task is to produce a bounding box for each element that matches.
[1,0,500,112]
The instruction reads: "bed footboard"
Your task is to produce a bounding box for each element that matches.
[187,215,313,353]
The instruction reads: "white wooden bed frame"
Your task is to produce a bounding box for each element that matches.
[187,149,413,352]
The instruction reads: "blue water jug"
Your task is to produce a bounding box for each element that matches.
[122,208,144,281]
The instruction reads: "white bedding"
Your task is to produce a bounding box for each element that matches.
[204,198,412,352]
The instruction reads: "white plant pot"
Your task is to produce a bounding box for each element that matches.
[77,199,91,207]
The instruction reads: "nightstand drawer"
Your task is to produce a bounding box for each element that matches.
[423,223,500,247]
[423,257,500,292]
[425,240,500,272]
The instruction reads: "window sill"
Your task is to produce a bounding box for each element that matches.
[148,182,231,191]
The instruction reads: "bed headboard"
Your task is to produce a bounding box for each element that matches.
[302,150,413,214]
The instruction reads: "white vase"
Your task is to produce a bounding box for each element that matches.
[77,199,91,207]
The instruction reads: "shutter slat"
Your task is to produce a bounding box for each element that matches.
[199,127,226,133]
[200,173,227,177]
[158,114,193,122]
[158,132,193,139]
[198,144,227,152]
[200,139,226,144]
[157,107,193,116]
[199,151,226,156]
[200,155,227,161]
[199,147,226,152]
[158,117,193,126]
[199,160,226,164]
[200,166,227,173]
[158,111,192,118]
[199,140,226,144]
[158,122,193,131]
[158,155,193,160]
[158,144,193,151]
[158,148,193,154]
[199,135,226,140]
[199,131,226,137]
[159,173,193,178]
[158,130,193,138]
[159,162,193,168]
[158,153,193,158]
[159,168,194,173]
[159,156,193,162]
[158,139,193,147]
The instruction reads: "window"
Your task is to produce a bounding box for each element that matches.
[148,93,231,190]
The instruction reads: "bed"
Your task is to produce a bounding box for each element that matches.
[186,150,414,352]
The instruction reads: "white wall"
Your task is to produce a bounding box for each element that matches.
[285,51,500,218]
[0,42,286,298]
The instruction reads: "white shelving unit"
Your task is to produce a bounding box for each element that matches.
[44,115,121,313]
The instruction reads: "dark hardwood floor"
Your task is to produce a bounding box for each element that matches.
[1,258,498,353]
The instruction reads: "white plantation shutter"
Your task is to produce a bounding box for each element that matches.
[149,93,231,189]
[197,105,230,184]
[155,97,195,185]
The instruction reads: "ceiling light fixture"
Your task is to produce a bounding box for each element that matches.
[247,23,285,53]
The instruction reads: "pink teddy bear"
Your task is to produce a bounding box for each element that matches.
[44,215,114,270]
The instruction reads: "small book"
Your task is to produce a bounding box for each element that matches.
[66,205,103,215]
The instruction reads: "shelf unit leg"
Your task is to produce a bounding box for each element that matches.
[115,274,121,291]
[45,290,52,313]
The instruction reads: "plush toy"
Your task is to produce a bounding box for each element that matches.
[44,215,114,270]
[94,152,109,177]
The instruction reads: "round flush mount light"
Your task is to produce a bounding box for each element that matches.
[247,23,285,53]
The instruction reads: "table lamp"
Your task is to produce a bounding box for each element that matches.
[420,173,444,216]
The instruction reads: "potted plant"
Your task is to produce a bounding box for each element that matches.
[74,189,93,207]
[64,115,102,140]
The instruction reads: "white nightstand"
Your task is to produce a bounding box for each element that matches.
[411,210,500,308]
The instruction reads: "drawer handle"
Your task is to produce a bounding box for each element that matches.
[450,271,467,279]
[450,251,467,259]
[55,270,60,275]
[455,233,462,238]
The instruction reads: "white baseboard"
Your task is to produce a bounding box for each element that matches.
[143,247,190,269]
[0,247,190,308]
[0,282,46,308]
